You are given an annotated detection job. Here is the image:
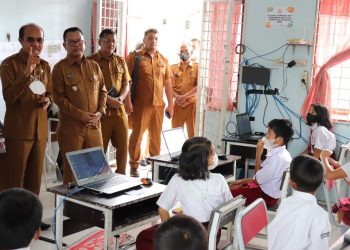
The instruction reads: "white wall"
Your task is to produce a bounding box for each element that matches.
[236,0,325,157]
[0,0,92,121]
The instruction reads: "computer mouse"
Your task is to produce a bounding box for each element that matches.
[141,177,153,186]
[218,154,228,160]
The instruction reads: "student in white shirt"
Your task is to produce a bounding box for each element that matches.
[0,188,43,249]
[136,137,233,250]
[230,119,293,207]
[268,154,331,250]
[303,103,336,159]
[321,149,350,225]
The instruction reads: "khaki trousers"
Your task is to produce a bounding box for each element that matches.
[128,106,164,168]
[101,114,128,174]
[172,102,196,138]
[0,138,46,195]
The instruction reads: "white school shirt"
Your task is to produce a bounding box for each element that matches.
[310,124,336,153]
[268,190,330,250]
[156,173,233,222]
[255,145,292,199]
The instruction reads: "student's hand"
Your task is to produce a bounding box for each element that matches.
[320,149,333,159]
[256,138,265,157]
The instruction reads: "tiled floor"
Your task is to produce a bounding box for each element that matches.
[31,168,348,250]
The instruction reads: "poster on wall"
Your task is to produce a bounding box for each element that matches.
[265,6,295,28]
[0,41,65,68]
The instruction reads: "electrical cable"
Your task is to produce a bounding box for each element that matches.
[52,188,84,249]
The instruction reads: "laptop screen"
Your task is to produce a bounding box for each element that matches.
[162,128,187,158]
[66,147,112,184]
[236,113,252,135]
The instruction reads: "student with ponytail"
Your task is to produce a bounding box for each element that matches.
[135,137,232,250]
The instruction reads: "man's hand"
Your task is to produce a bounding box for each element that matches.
[24,47,40,77]
[106,96,122,109]
[165,106,174,119]
[38,96,51,110]
[124,97,133,115]
[81,112,102,127]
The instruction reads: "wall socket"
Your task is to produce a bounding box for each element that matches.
[301,70,308,88]
[295,59,307,66]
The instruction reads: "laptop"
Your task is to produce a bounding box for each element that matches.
[162,127,187,162]
[236,113,263,142]
[66,147,140,195]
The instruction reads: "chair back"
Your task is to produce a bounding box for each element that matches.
[280,170,290,200]
[235,198,268,249]
[208,195,246,250]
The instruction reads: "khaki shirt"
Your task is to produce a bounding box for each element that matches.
[0,49,52,140]
[171,62,198,104]
[52,56,107,135]
[87,51,131,116]
[126,48,171,106]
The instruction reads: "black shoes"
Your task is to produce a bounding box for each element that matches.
[40,222,51,230]
[130,168,140,177]
[139,159,151,166]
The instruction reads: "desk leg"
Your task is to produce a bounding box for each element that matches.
[244,159,249,178]
[153,162,160,182]
[55,194,64,250]
[233,160,237,181]
[104,209,113,249]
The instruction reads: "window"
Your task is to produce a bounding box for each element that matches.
[313,1,350,122]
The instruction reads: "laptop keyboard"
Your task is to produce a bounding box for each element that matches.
[88,175,130,189]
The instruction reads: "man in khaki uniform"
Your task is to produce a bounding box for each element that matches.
[87,29,131,174]
[53,27,107,184]
[125,28,173,176]
[0,23,52,195]
[171,42,198,138]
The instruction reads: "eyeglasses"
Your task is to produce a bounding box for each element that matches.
[23,37,44,44]
[65,39,85,46]
[101,39,116,44]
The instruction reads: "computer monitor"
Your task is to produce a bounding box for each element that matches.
[241,66,271,86]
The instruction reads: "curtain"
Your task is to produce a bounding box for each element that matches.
[207,1,242,111]
[300,0,350,118]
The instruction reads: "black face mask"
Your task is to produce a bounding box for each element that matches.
[306,113,318,124]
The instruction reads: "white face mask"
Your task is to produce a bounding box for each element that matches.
[262,136,277,150]
[208,153,219,171]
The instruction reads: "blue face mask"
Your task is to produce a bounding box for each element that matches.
[179,52,190,61]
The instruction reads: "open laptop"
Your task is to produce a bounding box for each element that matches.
[162,127,187,162]
[236,113,263,142]
[66,147,140,195]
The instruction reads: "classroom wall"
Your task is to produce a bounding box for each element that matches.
[0,0,92,122]
[236,0,350,157]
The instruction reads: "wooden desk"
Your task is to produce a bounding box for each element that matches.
[48,183,165,249]
[222,136,266,178]
[148,154,241,184]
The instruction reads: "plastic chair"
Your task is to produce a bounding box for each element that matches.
[234,198,268,250]
[207,195,246,250]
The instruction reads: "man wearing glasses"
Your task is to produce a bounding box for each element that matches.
[87,29,131,175]
[0,23,52,229]
[52,27,107,184]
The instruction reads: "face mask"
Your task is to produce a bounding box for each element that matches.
[179,52,190,61]
[262,136,277,150]
[208,153,219,171]
[306,113,318,124]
